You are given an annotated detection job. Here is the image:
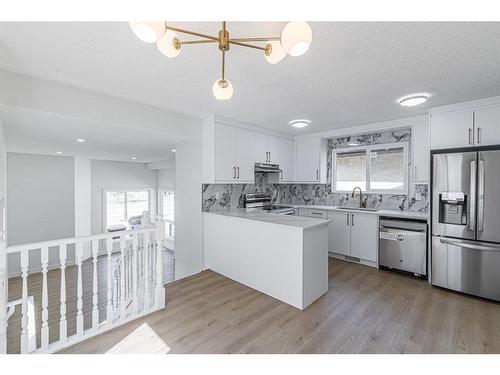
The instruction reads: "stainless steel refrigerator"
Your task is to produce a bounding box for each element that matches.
[432,148,500,301]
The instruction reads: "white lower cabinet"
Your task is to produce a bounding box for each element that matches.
[327,211,350,256]
[327,210,378,264]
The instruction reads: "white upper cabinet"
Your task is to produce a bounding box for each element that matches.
[214,123,237,182]
[412,121,430,182]
[430,110,474,150]
[236,128,255,182]
[212,123,254,183]
[254,132,269,164]
[296,137,327,183]
[277,137,296,182]
[267,136,280,164]
[474,105,500,147]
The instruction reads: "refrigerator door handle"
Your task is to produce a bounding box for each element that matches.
[439,238,500,252]
[469,160,476,231]
[478,159,485,232]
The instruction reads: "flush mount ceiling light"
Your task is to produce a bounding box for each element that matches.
[131,157,137,160]
[130,21,312,100]
[171,149,176,153]
[399,94,429,107]
[76,138,85,143]
[290,119,310,128]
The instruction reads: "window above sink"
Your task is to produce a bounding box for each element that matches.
[332,142,408,195]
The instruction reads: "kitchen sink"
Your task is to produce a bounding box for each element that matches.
[337,207,379,212]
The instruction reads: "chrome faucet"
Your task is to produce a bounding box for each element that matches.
[351,186,366,208]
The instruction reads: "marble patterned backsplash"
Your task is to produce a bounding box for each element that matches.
[202,127,429,213]
[202,180,429,213]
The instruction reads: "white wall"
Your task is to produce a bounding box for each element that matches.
[157,168,175,190]
[174,139,203,280]
[0,115,6,235]
[74,157,91,237]
[91,160,157,234]
[6,153,75,246]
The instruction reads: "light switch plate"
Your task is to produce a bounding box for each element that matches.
[415,192,422,201]
[215,192,221,200]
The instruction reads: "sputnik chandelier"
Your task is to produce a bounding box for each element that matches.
[129,21,312,100]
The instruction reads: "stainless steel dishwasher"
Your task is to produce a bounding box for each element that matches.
[379,217,428,278]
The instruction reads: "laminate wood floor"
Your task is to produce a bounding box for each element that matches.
[57,258,500,354]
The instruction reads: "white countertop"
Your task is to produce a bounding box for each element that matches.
[290,205,429,221]
[203,209,331,230]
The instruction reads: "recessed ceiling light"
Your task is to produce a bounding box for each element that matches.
[290,119,310,128]
[131,157,137,160]
[56,151,62,154]
[171,149,176,153]
[76,138,85,143]
[399,94,429,107]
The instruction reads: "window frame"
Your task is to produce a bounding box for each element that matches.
[102,187,155,232]
[331,142,408,195]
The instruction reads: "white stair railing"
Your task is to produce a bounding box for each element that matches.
[0,216,166,354]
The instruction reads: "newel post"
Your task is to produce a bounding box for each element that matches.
[154,215,166,310]
[0,233,7,354]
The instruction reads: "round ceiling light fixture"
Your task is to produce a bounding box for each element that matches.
[264,41,286,64]
[171,149,176,153]
[56,151,62,154]
[157,29,182,58]
[212,79,234,100]
[290,119,311,128]
[399,94,429,107]
[129,21,165,43]
[280,22,313,57]
[131,157,137,160]
[76,138,85,143]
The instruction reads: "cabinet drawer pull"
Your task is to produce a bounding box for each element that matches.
[311,212,323,216]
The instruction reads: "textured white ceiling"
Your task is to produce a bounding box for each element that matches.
[1,21,500,137]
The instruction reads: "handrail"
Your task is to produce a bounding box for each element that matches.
[6,226,157,254]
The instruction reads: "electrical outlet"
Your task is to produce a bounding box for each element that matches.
[415,192,422,201]
[215,192,221,200]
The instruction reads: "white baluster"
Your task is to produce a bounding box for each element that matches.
[75,242,84,337]
[130,234,138,315]
[59,245,67,342]
[40,246,49,350]
[155,216,166,309]
[119,235,126,321]
[143,233,150,311]
[0,235,8,354]
[20,250,29,353]
[91,239,99,330]
[106,236,113,325]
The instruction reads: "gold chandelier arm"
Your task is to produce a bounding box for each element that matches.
[180,39,219,45]
[165,24,219,42]
[229,37,280,42]
[228,40,266,51]
[222,49,226,81]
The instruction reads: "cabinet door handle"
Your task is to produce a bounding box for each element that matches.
[468,128,472,145]
[237,166,240,179]
[351,213,354,226]
[233,166,236,179]
[280,170,283,180]
[477,127,481,144]
[414,165,418,180]
[346,213,350,226]
[316,170,319,180]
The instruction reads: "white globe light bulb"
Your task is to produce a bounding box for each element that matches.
[212,79,234,100]
[280,22,312,57]
[129,21,165,43]
[157,30,182,58]
[264,41,286,64]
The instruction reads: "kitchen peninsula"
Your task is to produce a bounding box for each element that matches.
[203,209,330,310]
